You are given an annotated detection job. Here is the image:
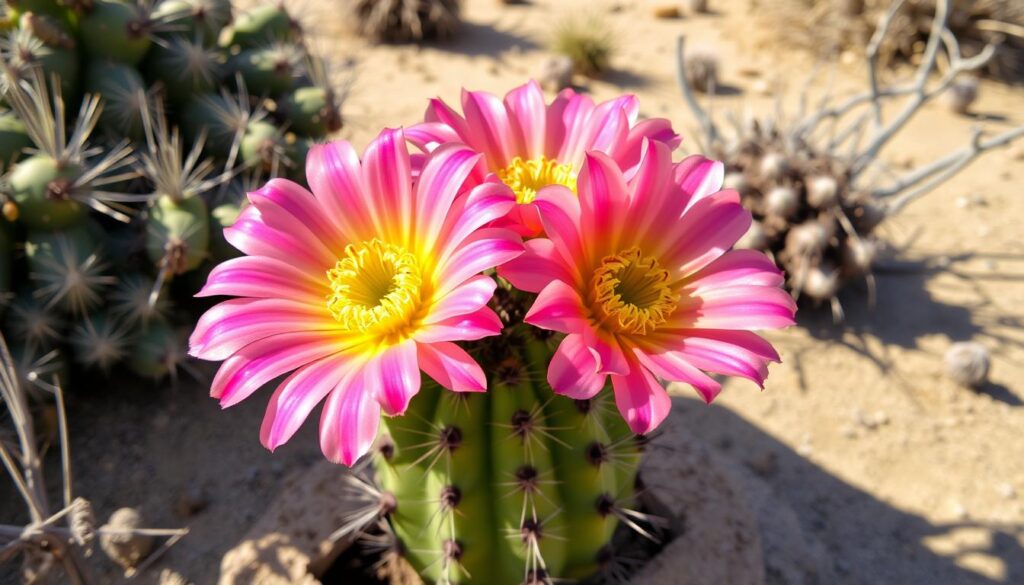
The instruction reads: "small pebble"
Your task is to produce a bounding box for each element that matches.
[997,483,1016,500]
[653,5,682,18]
[536,55,574,92]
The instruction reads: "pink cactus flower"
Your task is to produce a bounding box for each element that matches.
[190,129,523,465]
[499,139,796,435]
[407,80,680,235]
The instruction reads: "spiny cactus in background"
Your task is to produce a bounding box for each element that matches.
[550,14,615,77]
[675,1,1024,321]
[346,0,461,42]
[0,1,346,386]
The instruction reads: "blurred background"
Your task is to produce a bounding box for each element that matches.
[1,0,1022,583]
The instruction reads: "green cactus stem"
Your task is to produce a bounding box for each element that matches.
[8,154,88,230]
[146,194,210,277]
[218,5,296,50]
[0,109,33,172]
[78,0,153,65]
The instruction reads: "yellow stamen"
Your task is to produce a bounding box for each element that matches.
[496,156,577,204]
[326,239,422,334]
[591,247,678,335]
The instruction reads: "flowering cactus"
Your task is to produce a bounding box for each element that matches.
[192,85,794,583]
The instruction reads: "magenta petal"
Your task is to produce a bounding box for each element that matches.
[461,88,516,168]
[662,190,751,278]
[370,340,420,416]
[260,353,353,451]
[425,275,497,325]
[197,256,324,302]
[553,90,596,166]
[246,187,339,260]
[548,333,606,400]
[436,182,517,262]
[415,143,482,245]
[306,140,376,243]
[249,179,338,251]
[657,330,778,388]
[319,367,380,466]
[190,298,338,361]
[610,357,672,435]
[685,249,785,292]
[437,228,523,292]
[534,186,586,270]
[362,128,413,242]
[504,80,547,160]
[578,151,630,247]
[225,208,332,273]
[581,325,630,376]
[524,280,588,334]
[633,346,722,403]
[415,307,503,343]
[418,341,487,392]
[673,285,798,330]
[406,121,463,151]
[210,331,348,407]
[498,237,578,293]
[425,98,471,140]
[579,104,631,162]
[675,155,725,213]
[617,118,681,172]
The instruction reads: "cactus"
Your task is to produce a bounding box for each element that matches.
[373,323,644,584]
[0,27,79,99]
[126,317,186,379]
[152,0,232,45]
[0,109,33,172]
[143,35,222,106]
[69,312,131,371]
[229,42,303,97]
[78,0,153,65]
[347,0,461,43]
[278,85,342,137]
[8,154,88,230]
[25,223,114,315]
[218,4,296,50]
[84,59,149,139]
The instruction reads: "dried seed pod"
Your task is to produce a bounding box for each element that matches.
[735,220,768,250]
[785,220,831,257]
[944,342,990,388]
[685,50,720,93]
[841,237,877,276]
[100,508,155,571]
[69,497,97,552]
[723,171,749,193]
[942,77,979,115]
[765,185,799,219]
[759,151,789,180]
[805,174,839,209]
[798,263,839,302]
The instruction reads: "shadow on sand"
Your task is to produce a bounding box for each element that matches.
[670,396,1024,584]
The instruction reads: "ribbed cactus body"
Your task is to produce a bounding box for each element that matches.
[374,332,641,584]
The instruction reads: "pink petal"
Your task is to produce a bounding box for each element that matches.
[425,274,497,324]
[654,330,779,388]
[415,144,482,245]
[610,356,672,435]
[684,249,785,292]
[534,186,586,271]
[224,207,331,272]
[406,121,462,152]
[660,190,751,279]
[190,298,340,361]
[523,280,588,334]
[498,237,577,293]
[415,307,503,343]
[633,345,721,403]
[581,325,630,376]
[418,341,487,392]
[368,340,420,416]
[248,179,339,252]
[425,98,471,140]
[461,89,516,169]
[553,90,597,165]
[675,155,725,213]
[306,141,376,243]
[260,353,355,451]
[671,285,797,330]
[548,333,606,400]
[437,228,523,293]
[577,103,631,162]
[504,80,547,160]
[436,182,517,263]
[617,118,681,173]
[245,186,338,261]
[578,151,630,249]
[362,128,413,244]
[196,256,324,302]
[210,331,350,407]
[319,366,381,466]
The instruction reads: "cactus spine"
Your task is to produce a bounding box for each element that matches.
[374,326,642,584]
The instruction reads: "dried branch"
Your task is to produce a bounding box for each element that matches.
[674,35,718,147]
[883,125,1024,214]
[865,0,907,129]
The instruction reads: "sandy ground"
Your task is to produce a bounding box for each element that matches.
[3,0,1023,583]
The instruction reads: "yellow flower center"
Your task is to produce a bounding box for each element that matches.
[326,239,422,334]
[496,156,577,204]
[591,247,678,335]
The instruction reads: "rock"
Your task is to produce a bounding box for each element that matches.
[684,0,710,14]
[653,5,682,18]
[536,55,574,92]
[942,77,979,115]
[218,462,376,584]
[997,483,1016,500]
[100,508,155,571]
[944,342,991,387]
